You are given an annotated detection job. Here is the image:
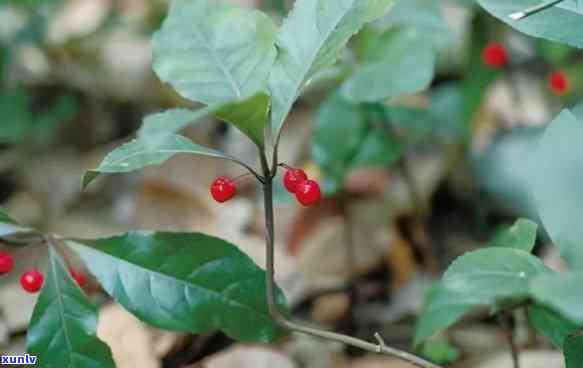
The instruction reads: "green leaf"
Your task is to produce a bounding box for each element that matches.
[472,127,543,218]
[477,0,583,49]
[138,107,214,138]
[152,0,277,105]
[0,208,32,238]
[0,88,34,144]
[531,272,583,325]
[531,109,583,268]
[420,339,460,365]
[66,232,288,343]
[341,29,435,103]
[490,219,538,253]
[414,284,474,347]
[312,93,367,193]
[565,333,583,368]
[527,305,579,348]
[349,128,402,168]
[82,107,246,188]
[371,0,452,48]
[215,92,270,147]
[269,0,395,140]
[416,248,549,346]
[27,247,116,368]
[443,248,549,305]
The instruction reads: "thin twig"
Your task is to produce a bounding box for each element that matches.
[509,0,565,20]
[498,313,520,368]
[259,153,441,368]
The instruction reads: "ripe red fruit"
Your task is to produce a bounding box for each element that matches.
[70,269,87,287]
[295,180,322,206]
[20,269,44,293]
[0,251,14,274]
[482,42,508,68]
[549,71,569,96]
[283,168,308,193]
[210,176,237,203]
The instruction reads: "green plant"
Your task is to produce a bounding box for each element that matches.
[1,1,583,368]
[0,0,442,367]
[415,3,583,368]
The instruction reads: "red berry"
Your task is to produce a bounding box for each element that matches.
[70,268,87,287]
[0,251,14,274]
[295,180,322,206]
[283,168,308,193]
[549,71,569,96]
[20,269,44,293]
[482,42,508,68]
[210,176,237,203]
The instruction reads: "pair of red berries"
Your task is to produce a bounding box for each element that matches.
[210,167,322,206]
[282,168,322,206]
[0,251,86,293]
[482,42,569,96]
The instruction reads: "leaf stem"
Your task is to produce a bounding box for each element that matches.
[509,0,565,20]
[259,153,442,368]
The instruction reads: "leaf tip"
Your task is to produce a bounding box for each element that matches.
[82,171,100,190]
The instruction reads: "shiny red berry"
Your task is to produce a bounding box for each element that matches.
[482,42,508,68]
[0,251,14,274]
[283,168,308,193]
[549,71,569,96]
[210,176,237,203]
[295,180,322,206]
[20,269,44,293]
[70,269,87,287]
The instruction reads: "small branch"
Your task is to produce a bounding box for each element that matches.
[229,155,265,184]
[509,0,565,20]
[498,313,520,368]
[259,155,441,368]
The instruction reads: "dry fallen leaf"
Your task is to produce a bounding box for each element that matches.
[200,345,295,368]
[473,350,564,368]
[98,303,182,368]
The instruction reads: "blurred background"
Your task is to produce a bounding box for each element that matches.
[0,0,579,367]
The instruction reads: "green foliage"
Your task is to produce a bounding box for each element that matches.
[528,306,579,348]
[83,108,233,188]
[564,333,583,368]
[0,207,32,238]
[152,0,277,106]
[27,248,116,368]
[442,248,548,306]
[531,110,583,268]
[531,272,583,325]
[311,96,402,194]
[269,0,395,140]
[471,127,543,218]
[341,28,435,103]
[0,89,76,145]
[490,219,538,253]
[415,241,550,345]
[66,232,288,343]
[420,339,460,365]
[372,0,452,48]
[414,284,473,347]
[215,92,271,147]
[478,0,583,49]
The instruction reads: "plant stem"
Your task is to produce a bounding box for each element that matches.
[498,313,520,368]
[509,0,565,20]
[259,153,442,368]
